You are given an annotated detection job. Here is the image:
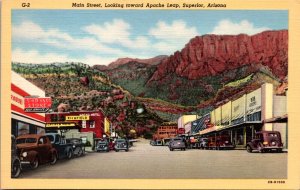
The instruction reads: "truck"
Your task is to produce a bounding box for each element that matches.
[46,133,74,159]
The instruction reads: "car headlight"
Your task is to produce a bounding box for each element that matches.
[73,145,76,148]
[22,152,28,157]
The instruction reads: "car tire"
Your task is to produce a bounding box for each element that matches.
[11,159,21,178]
[115,150,119,152]
[246,145,253,153]
[183,148,186,151]
[78,148,84,156]
[277,149,282,153]
[169,148,173,151]
[50,153,57,165]
[67,150,73,159]
[31,157,39,169]
[125,149,129,152]
[258,144,264,153]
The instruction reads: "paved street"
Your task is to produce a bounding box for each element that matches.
[19,139,287,179]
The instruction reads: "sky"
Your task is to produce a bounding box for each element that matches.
[12,10,288,66]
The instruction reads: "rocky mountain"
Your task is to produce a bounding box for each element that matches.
[96,30,287,107]
[149,30,287,82]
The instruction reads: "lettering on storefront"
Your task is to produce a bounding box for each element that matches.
[25,97,52,108]
[234,105,239,112]
[66,115,90,121]
[249,97,256,107]
[11,95,23,105]
[46,123,76,128]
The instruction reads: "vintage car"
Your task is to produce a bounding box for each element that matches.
[46,133,73,159]
[16,134,58,169]
[96,139,110,152]
[199,137,209,149]
[168,137,186,151]
[11,135,21,178]
[246,131,283,153]
[208,134,235,150]
[114,139,129,152]
[66,138,85,156]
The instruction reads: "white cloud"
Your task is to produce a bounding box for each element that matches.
[210,19,271,35]
[149,20,198,42]
[12,48,117,66]
[83,19,150,49]
[12,21,126,56]
[149,20,198,53]
[12,48,72,64]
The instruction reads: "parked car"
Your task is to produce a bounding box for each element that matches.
[11,135,21,178]
[46,133,74,159]
[246,131,283,153]
[208,134,235,150]
[168,137,186,151]
[16,134,58,169]
[66,138,85,156]
[96,139,110,152]
[199,137,209,149]
[114,139,129,152]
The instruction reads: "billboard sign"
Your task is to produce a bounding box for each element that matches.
[24,97,52,113]
[221,101,231,126]
[232,95,246,122]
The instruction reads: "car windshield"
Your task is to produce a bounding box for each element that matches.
[116,139,125,143]
[268,133,278,137]
[173,138,183,141]
[202,138,208,142]
[67,139,81,143]
[16,138,37,144]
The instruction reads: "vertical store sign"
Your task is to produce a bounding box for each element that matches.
[246,88,262,115]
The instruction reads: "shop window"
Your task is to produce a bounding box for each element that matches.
[90,121,95,128]
[247,112,261,122]
[82,121,86,128]
[18,122,29,136]
[235,128,244,145]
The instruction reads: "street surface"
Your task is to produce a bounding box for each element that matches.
[19,139,287,179]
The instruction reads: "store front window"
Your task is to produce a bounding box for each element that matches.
[235,128,244,146]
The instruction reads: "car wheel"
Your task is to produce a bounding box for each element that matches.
[78,148,84,156]
[115,150,119,152]
[31,157,39,169]
[11,159,21,178]
[125,149,129,152]
[67,150,73,159]
[183,148,186,151]
[169,148,173,151]
[50,153,57,165]
[258,144,264,153]
[277,149,282,153]
[246,145,252,153]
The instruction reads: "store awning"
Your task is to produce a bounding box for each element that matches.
[264,114,288,123]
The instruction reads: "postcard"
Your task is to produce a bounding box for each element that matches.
[1,0,300,189]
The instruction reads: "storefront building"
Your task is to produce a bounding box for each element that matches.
[177,115,198,132]
[45,110,111,138]
[11,71,46,137]
[153,122,178,140]
[199,83,288,150]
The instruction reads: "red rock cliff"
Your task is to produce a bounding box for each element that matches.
[149,30,288,81]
